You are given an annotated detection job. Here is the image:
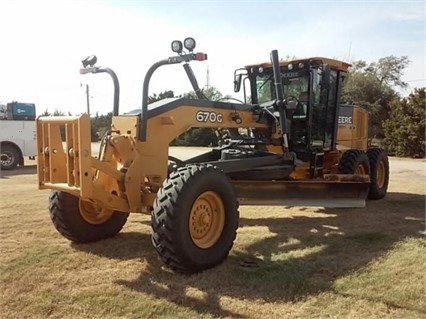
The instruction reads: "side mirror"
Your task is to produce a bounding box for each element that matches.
[286,100,298,110]
[233,68,246,92]
[234,74,242,92]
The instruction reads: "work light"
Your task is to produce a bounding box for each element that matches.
[171,40,183,54]
[184,37,196,51]
[81,55,97,68]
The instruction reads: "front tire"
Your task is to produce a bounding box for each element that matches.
[367,148,389,199]
[49,191,129,243]
[152,164,239,274]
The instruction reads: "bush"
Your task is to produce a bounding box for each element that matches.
[171,128,218,147]
[383,88,425,158]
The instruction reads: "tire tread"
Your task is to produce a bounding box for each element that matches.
[49,191,129,243]
[151,164,239,273]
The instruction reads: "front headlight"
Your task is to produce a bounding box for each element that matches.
[171,40,183,54]
[184,37,196,51]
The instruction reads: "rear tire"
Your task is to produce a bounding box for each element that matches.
[0,144,21,170]
[152,164,239,274]
[338,149,370,175]
[49,191,129,243]
[367,148,389,200]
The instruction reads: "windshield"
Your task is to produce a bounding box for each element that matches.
[256,72,309,104]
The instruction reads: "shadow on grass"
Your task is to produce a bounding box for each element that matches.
[72,232,152,260]
[0,165,37,179]
[74,191,425,318]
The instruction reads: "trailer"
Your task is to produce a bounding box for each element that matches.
[0,102,37,170]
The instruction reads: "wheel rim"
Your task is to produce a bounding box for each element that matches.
[376,160,386,188]
[79,199,113,224]
[356,163,366,175]
[1,152,13,167]
[189,191,225,249]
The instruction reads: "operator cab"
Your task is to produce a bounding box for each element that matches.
[235,57,350,160]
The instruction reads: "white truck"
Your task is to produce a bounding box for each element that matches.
[0,102,37,170]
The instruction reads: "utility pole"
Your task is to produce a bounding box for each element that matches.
[80,83,91,116]
[85,84,90,116]
[206,66,210,89]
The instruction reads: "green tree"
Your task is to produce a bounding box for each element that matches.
[39,109,68,139]
[172,127,218,147]
[177,86,228,146]
[40,109,72,116]
[146,87,227,146]
[183,86,229,101]
[91,112,113,141]
[147,90,175,104]
[342,56,410,138]
[53,109,66,116]
[383,88,425,158]
[40,109,51,116]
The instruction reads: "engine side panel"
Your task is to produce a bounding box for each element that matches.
[336,105,368,150]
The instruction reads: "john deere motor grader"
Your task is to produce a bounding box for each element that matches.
[36,38,389,273]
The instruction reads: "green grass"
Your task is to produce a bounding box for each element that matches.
[1,160,425,318]
[1,229,425,318]
[0,244,70,278]
[334,237,426,313]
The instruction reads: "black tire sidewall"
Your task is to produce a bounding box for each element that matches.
[338,150,370,175]
[173,169,238,269]
[152,165,239,272]
[367,148,389,199]
[49,191,129,243]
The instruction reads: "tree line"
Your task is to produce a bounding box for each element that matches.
[42,55,425,157]
[341,55,424,158]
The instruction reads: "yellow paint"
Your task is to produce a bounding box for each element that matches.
[36,101,370,214]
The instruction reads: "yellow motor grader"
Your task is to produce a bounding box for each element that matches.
[36,38,389,273]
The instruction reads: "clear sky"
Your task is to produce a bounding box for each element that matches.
[1,0,424,115]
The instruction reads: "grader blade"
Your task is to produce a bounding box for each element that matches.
[234,179,370,208]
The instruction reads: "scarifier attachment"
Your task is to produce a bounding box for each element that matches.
[36,114,137,213]
[36,114,93,198]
